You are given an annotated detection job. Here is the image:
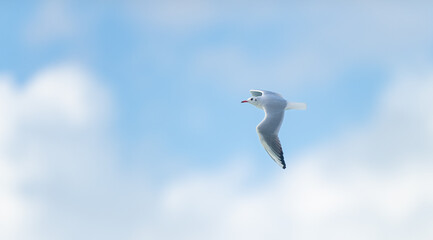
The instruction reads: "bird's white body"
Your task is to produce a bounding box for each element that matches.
[242,90,306,169]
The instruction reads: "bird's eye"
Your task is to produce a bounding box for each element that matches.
[250,98,253,101]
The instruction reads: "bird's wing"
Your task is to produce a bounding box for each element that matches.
[250,90,264,96]
[256,109,286,169]
[250,89,283,97]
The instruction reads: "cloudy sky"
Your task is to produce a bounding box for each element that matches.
[1,1,433,239]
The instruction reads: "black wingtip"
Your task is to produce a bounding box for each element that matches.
[282,165,286,169]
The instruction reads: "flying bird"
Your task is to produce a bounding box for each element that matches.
[242,90,306,169]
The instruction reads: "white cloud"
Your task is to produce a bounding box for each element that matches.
[22,64,109,127]
[0,63,113,240]
[0,75,32,240]
[0,151,30,240]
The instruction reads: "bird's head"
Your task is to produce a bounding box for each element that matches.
[241,96,262,108]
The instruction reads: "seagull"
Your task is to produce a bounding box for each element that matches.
[242,90,306,169]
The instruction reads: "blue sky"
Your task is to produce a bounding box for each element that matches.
[2,1,433,240]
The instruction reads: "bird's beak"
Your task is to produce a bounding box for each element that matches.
[241,100,248,103]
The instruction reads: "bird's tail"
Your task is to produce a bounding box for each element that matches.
[285,102,307,110]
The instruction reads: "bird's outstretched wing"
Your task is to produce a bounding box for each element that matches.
[256,109,286,169]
